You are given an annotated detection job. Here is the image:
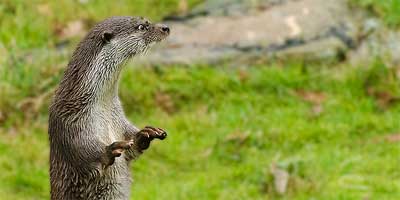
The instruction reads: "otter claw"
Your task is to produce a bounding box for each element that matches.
[142,126,167,139]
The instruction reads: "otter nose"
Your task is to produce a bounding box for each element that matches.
[160,25,170,34]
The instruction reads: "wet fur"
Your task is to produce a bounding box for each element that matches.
[49,16,169,199]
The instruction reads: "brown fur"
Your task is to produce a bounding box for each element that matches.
[49,16,170,199]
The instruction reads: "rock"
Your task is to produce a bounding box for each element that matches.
[138,0,360,65]
[349,20,400,66]
[275,37,347,63]
[270,163,290,195]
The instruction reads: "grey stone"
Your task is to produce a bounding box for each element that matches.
[136,0,400,66]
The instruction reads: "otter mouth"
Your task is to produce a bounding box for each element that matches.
[153,36,168,43]
[148,35,169,45]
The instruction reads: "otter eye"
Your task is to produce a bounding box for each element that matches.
[138,25,145,31]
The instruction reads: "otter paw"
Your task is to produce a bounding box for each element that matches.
[103,140,134,167]
[107,140,134,157]
[137,126,167,151]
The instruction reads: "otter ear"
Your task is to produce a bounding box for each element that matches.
[102,31,113,43]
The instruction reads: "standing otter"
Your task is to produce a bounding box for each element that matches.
[49,16,170,199]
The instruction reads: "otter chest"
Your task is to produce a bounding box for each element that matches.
[93,108,124,144]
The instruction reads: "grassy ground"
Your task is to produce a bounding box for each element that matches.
[1,0,400,200]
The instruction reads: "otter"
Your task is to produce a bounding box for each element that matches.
[48,16,170,200]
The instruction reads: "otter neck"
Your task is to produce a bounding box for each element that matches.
[58,44,130,108]
[87,45,129,105]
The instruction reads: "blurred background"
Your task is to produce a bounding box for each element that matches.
[0,0,400,199]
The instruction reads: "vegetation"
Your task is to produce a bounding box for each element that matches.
[0,0,400,199]
[350,0,400,27]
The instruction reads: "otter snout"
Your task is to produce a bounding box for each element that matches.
[160,24,170,34]
[155,24,171,37]
[145,23,170,44]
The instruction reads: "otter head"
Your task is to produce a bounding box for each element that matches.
[70,16,169,68]
[91,16,169,59]
[61,16,170,100]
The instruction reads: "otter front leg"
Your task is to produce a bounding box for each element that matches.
[124,126,167,160]
[101,140,134,168]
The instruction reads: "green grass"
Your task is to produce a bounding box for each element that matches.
[0,0,201,49]
[351,0,400,28]
[1,0,400,199]
[1,63,400,199]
